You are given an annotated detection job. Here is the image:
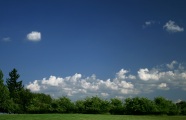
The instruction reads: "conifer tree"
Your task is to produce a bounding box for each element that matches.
[6,68,23,100]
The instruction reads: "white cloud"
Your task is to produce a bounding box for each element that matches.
[166,60,178,69]
[42,76,63,86]
[128,75,136,80]
[116,69,128,79]
[158,83,167,88]
[163,20,184,33]
[26,69,137,100]
[142,20,158,28]
[137,61,186,93]
[138,68,160,81]
[181,73,186,79]
[157,83,169,90]
[26,61,186,100]
[145,21,152,26]
[27,31,41,41]
[27,80,40,92]
[116,69,136,80]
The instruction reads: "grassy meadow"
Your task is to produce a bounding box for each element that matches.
[0,114,186,120]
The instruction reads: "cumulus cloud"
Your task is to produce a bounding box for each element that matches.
[26,69,138,100]
[163,20,184,33]
[116,69,128,79]
[26,61,186,100]
[138,68,160,81]
[137,61,186,93]
[27,80,40,92]
[116,69,136,80]
[138,67,179,82]
[42,76,63,86]
[27,31,41,41]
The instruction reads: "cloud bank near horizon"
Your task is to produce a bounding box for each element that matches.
[26,61,186,100]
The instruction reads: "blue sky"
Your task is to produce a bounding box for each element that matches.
[1,0,186,101]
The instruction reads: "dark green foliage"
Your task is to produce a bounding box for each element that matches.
[6,68,24,101]
[5,68,25,113]
[54,96,75,113]
[75,100,85,113]
[0,70,11,113]
[0,70,3,83]
[100,99,110,114]
[0,70,19,114]
[49,96,75,113]
[154,97,179,115]
[109,98,124,114]
[27,93,52,113]
[83,96,102,114]
[83,96,110,114]
[19,89,33,112]
[75,97,110,114]
[176,101,186,115]
[124,97,157,115]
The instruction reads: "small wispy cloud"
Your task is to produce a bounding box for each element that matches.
[142,20,157,28]
[163,20,184,33]
[1,37,11,42]
[166,60,178,69]
[27,31,41,41]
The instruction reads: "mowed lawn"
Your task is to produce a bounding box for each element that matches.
[0,114,186,120]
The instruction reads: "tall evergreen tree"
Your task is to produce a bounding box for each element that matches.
[0,70,3,83]
[6,68,24,104]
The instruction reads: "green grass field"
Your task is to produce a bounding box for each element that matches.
[0,114,186,120]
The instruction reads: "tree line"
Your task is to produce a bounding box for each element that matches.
[0,68,186,115]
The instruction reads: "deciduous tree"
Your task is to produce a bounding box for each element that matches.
[110,98,124,114]
[0,70,10,113]
[154,96,179,115]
